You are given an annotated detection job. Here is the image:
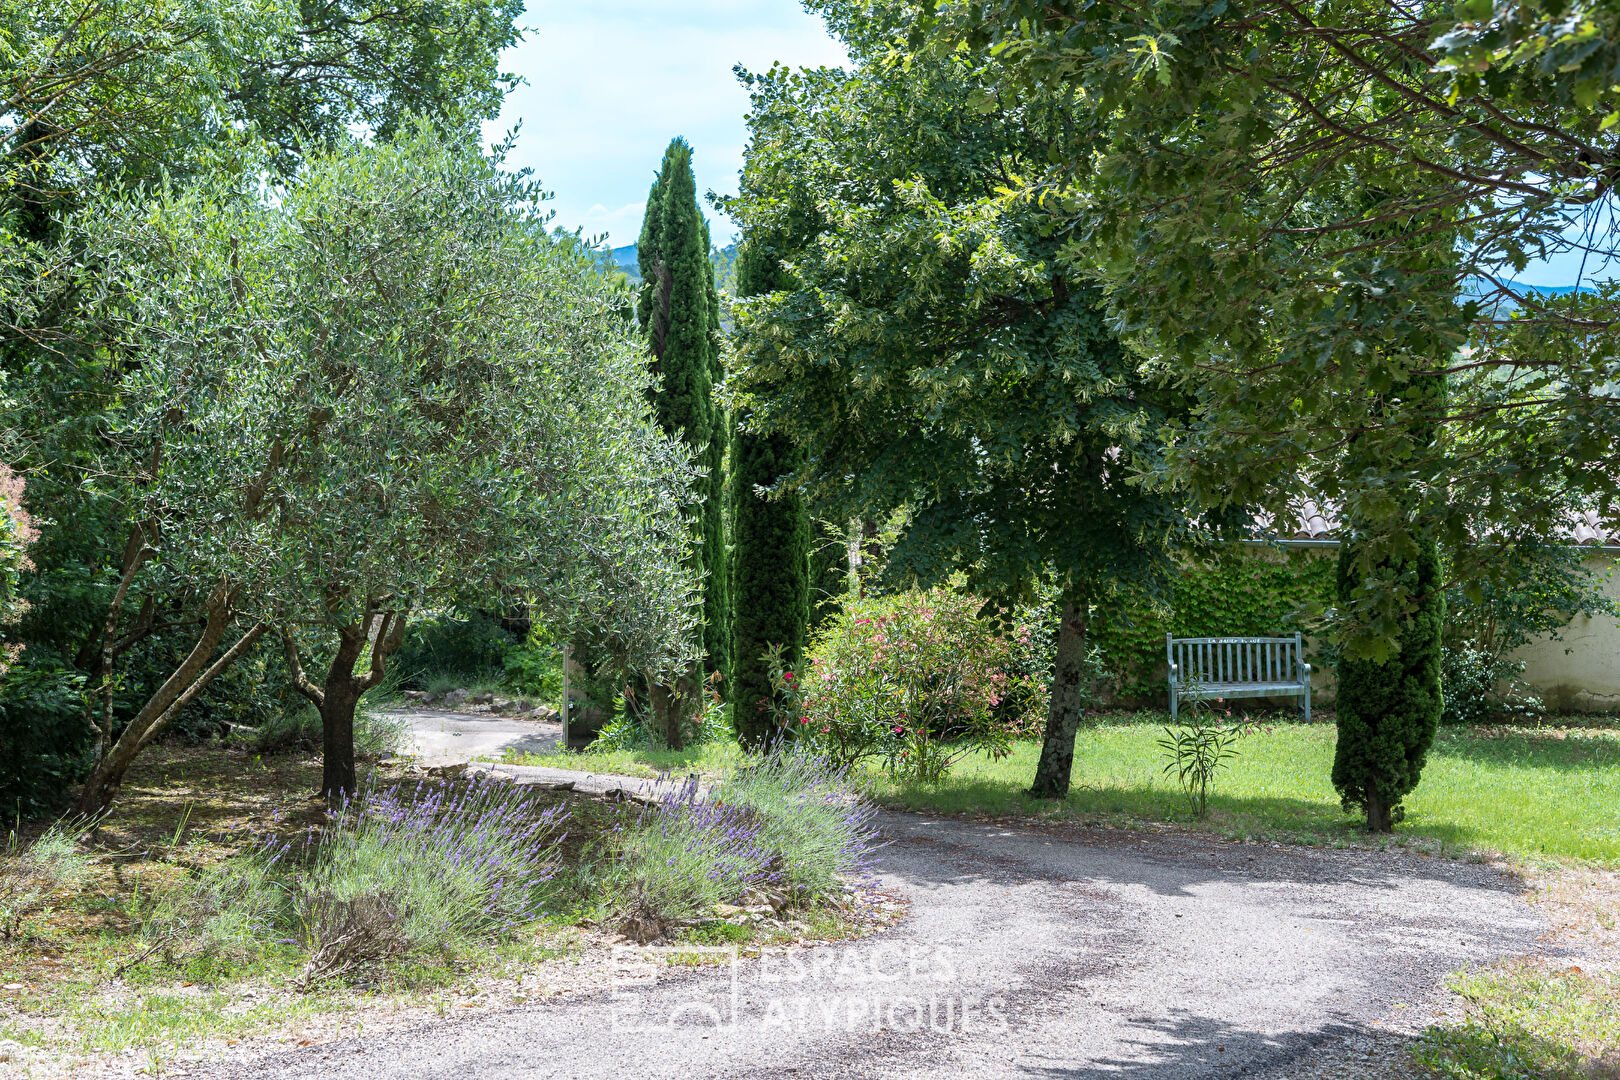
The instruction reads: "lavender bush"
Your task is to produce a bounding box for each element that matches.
[292,776,569,960]
[712,749,880,903]
[613,775,775,932]
[614,749,881,933]
[151,775,568,983]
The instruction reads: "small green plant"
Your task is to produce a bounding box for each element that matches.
[1158,690,1256,818]
[2,815,95,939]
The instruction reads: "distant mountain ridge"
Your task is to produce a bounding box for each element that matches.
[609,242,737,290]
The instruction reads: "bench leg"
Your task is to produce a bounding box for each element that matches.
[1303,682,1311,722]
[1170,688,1178,722]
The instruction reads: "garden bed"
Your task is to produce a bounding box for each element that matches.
[0,744,892,1076]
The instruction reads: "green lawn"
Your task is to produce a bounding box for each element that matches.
[868,720,1620,864]
[511,718,1620,864]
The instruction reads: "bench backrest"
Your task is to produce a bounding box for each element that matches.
[1167,633,1303,685]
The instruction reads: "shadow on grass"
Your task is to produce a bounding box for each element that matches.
[1430,727,1620,772]
[875,775,1499,856]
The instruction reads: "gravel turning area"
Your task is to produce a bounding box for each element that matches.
[387,708,561,767]
[192,802,1550,1079]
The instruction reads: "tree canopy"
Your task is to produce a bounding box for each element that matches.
[897,0,1620,655]
[725,13,1183,792]
[60,126,698,803]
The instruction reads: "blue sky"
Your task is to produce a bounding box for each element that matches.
[487,2,847,249]
[485,4,1594,287]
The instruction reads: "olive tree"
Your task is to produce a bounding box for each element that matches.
[70,125,698,807]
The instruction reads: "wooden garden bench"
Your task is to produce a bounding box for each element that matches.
[1166,633,1312,720]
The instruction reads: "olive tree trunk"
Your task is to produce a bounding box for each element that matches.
[284,611,407,802]
[77,584,267,813]
[1030,596,1090,800]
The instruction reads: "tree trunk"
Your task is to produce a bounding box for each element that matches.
[648,671,689,751]
[76,589,264,813]
[284,611,407,803]
[321,684,360,801]
[1030,597,1089,800]
[318,625,368,801]
[1365,787,1393,833]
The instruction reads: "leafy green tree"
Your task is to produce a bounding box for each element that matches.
[636,138,725,743]
[724,27,1182,794]
[808,519,849,633]
[910,0,1620,655]
[2,0,524,807]
[65,126,698,806]
[895,0,1620,822]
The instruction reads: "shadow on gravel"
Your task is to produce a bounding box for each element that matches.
[1019,1011,1414,1079]
[879,814,1525,900]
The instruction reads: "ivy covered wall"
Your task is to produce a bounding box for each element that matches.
[1090,546,1336,706]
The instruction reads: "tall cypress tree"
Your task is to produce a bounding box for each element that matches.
[637,138,724,712]
[728,238,809,747]
[1331,373,1447,832]
[701,220,729,684]
[807,519,848,633]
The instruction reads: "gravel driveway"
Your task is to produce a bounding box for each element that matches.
[195,807,1548,1079]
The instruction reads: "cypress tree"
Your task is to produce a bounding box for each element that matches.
[728,238,809,747]
[807,519,848,633]
[637,138,725,706]
[1331,374,1447,832]
[701,220,729,684]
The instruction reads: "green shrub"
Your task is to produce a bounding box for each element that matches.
[502,628,562,700]
[1442,644,1543,726]
[780,586,1037,779]
[390,613,519,689]
[0,659,91,814]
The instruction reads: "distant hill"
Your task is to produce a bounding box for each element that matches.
[1462,277,1595,317]
[607,242,737,293]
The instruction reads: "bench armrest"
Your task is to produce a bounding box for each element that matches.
[1168,662,1179,684]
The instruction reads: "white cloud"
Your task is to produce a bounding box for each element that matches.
[488,1,847,246]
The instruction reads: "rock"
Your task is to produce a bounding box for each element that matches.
[713,903,745,918]
[534,706,561,723]
[402,690,426,701]
[469,692,495,705]
[442,689,470,707]
[491,697,513,712]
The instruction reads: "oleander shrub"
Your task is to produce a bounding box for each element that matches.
[774,587,1040,779]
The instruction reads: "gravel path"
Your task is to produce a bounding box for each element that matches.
[195,795,1549,1080]
[386,708,561,766]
